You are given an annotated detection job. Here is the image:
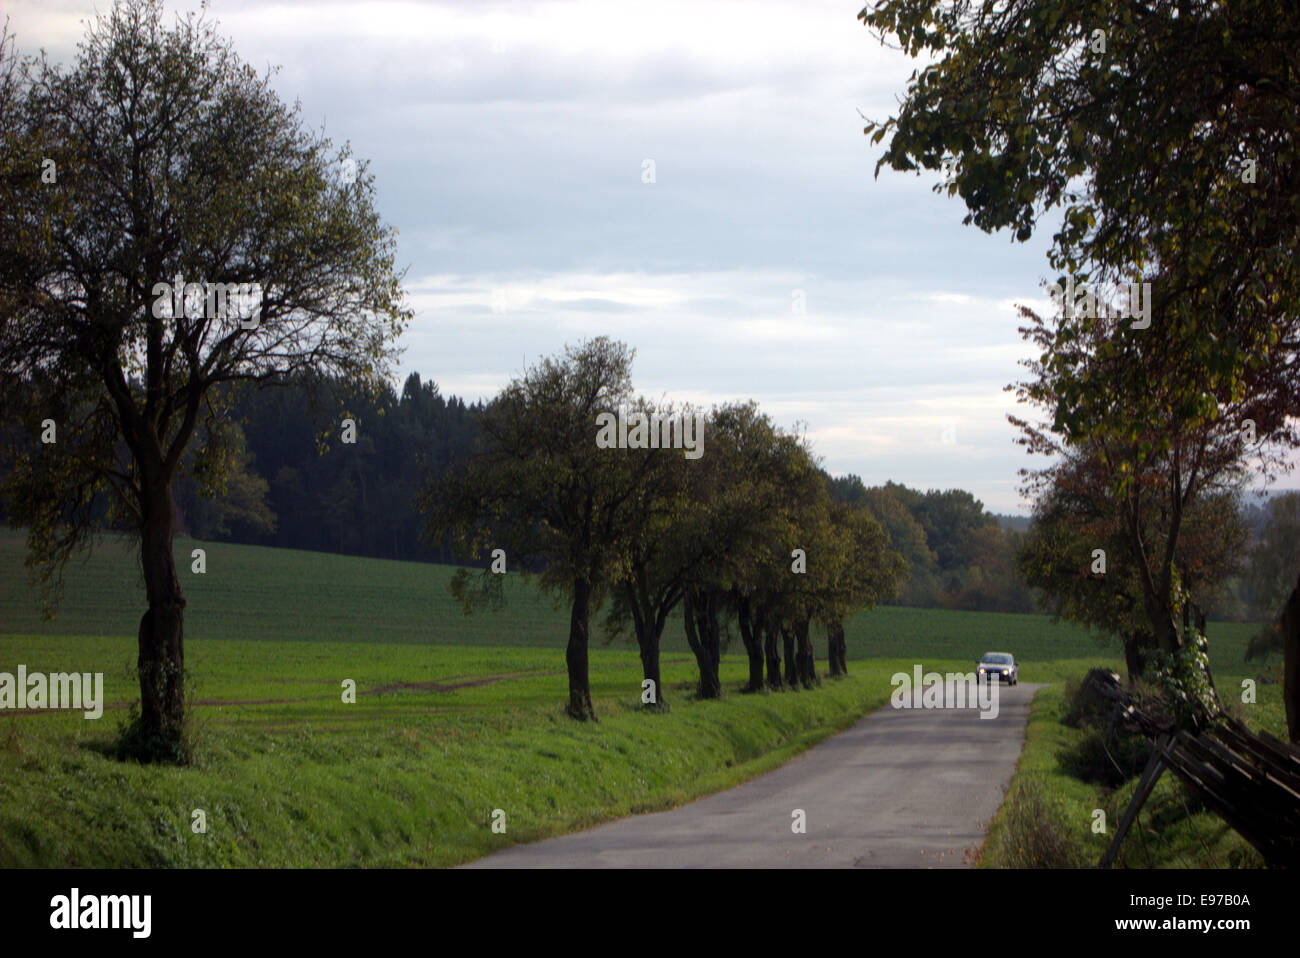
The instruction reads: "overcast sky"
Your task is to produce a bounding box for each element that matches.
[10,0,1078,513]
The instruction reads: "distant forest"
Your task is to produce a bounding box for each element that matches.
[2,371,1293,622]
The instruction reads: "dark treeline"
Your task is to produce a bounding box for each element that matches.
[200,380,1044,614]
[0,371,480,564]
[181,372,481,563]
[0,367,1036,609]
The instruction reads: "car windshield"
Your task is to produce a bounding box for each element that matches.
[981,654,1013,665]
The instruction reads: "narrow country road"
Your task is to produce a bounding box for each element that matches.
[465,682,1043,868]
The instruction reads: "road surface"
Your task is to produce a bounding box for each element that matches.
[465,682,1043,868]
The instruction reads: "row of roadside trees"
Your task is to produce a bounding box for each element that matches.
[420,337,905,720]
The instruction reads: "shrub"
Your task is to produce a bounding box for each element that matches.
[996,780,1088,868]
[1058,724,1152,787]
[113,705,197,765]
[1061,668,1122,729]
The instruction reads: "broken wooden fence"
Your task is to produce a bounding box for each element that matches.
[1098,685,1300,868]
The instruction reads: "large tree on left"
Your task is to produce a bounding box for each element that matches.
[0,1,409,759]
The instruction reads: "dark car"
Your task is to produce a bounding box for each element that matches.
[978,652,1018,685]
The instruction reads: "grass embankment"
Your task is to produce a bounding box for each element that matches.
[979,669,1286,868]
[1,635,912,867]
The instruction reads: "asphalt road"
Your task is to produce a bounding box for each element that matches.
[465,681,1043,868]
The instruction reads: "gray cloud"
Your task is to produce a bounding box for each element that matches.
[9,0,1066,511]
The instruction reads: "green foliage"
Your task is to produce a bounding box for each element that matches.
[421,337,639,604]
[839,479,1034,612]
[863,1,1300,713]
[175,418,276,541]
[6,368,1053,618]
[862,485,933,574]
[114,703,197,766]
[1016,456,1247,653]
[861,0,1300,363]
[1243,492,1300,623]
[0,371,123,615]
[234,372,481,559]
[1145,631,1221,731]
[0,0,411,599]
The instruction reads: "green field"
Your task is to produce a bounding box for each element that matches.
[0,529,1268,674]
[0,529,1281,867]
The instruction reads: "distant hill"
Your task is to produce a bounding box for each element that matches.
[990,492,1293,536]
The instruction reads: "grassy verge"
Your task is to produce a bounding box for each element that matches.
[979,665,1285,869]
[1,634,901,867]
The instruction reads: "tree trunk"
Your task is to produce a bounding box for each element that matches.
[737,596,765,692]
[764,620,783,689]
[699,594,722,699]
[1126,505,1184,654]
[684,593,721,699]
[683,594,702,671]
[1151,602,1181,653]
[782,626,798,689]
[565,576,596,720]
[1121,629,1158,682]
[136,479,187,750]
[796,616,817,687]
[1121,632,1144,682]
[638,635,664,709]
[827,620,847,677]
[629,583,666,708]
[1282,572,1300,744]
[745,642,764,692]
